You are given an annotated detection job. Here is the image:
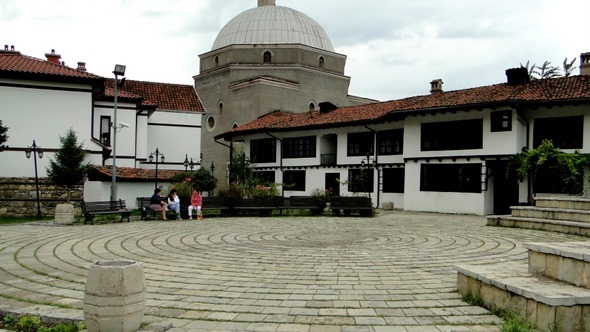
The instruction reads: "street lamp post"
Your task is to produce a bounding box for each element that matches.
[360,153,375,199]
[149,148,165,189]
[111,64,126,201]
[184,154,189,171]
[210,161,215,173]
[25,140,43,220]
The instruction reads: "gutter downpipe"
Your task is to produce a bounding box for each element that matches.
[266,133,284,197]
[365,125,379,208]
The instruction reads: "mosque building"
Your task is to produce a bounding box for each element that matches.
[195,0,375,187]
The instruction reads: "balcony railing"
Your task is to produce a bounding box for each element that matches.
[321,153,336,166]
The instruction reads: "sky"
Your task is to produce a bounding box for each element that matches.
[2,0,589,101]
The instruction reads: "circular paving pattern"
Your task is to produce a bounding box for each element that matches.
[0,211,586,331]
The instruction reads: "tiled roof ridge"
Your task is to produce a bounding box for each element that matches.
[1,51,104,79]
[106,77,195,88]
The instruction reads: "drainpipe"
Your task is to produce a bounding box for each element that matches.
[364,126,379,208]
[266,133,284,197]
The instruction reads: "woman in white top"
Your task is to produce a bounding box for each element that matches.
[167,189,182,220]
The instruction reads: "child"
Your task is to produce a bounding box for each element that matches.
[188,188,203,220]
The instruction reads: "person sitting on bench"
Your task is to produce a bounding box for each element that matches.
[188,188,203,221]
[150,188,168,221]
[167,188,182,220]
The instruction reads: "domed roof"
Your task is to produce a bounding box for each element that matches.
[212,6,334,52]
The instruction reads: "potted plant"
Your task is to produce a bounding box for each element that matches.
[47,128,91,224]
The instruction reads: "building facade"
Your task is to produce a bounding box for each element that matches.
[216,60,590,215]
[0,46,203,212]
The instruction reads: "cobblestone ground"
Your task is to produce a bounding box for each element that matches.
[0,210,586,332]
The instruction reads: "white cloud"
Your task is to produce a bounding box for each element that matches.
[3,0,589,100]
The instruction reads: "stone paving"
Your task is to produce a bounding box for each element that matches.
[0,210,587,332]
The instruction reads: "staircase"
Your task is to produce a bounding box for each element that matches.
[454,241,590,331]
[455,196,590,331]
[487,196,590,236]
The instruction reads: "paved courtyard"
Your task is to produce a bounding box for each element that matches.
[0,210,586,331]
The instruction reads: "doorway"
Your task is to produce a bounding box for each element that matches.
[325,173,340,196]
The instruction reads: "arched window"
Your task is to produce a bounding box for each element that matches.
[263,51,272,63]
[319,56,325,69]
[309,103,315,112]
[218,101,224,114]
[214,56,219,67]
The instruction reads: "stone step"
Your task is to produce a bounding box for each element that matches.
[455,261,590,332]
[487,215,590,237]
[535,196,590,210]
[510,206,590,223]
[525,241,590,289]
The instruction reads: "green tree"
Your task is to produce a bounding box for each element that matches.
[509,140,590,198]
[563,57,577,77]
[46,129,91,203]
[0,120,8,151]
[229,150,256,186]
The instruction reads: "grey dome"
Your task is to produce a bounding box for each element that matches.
[212,6,334,52]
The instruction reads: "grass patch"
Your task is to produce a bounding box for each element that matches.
[1,314,84,332]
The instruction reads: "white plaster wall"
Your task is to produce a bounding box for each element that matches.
[146,111,201,170]
[84,180,173,209]
[0,80,93,177]
[403,162,486,215]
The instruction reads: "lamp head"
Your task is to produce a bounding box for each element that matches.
[113,64,126,76]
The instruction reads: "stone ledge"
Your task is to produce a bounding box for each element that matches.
[524,241,590,262]
[454,262,590,306]
[487,215,590,227]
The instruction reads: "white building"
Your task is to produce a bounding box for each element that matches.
[0,46,203,211]
[216,60,590,215]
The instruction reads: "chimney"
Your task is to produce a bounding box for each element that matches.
[430,79,443,94]
[258,0,275,6]
[505,67,530,85]
[76,62,87,72]
[45,49,61,64]
[581,52,590,76]
[1,45,20,54]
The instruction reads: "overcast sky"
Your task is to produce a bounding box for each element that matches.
[2,0,588,101]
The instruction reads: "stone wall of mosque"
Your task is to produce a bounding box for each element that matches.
[0,177,83,218]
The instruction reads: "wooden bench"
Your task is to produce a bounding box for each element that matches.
[202,197,231,216]
[232,198,277,215]
[136,196,186,220]
[81,199,130,224]
[330,196,373,216]
[277,196,324,215]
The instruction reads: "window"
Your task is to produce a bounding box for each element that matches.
[420,163,481,193]
[250,138,276,163]
[347,132,374,156]
[206,115,216,131]
[284,170,306,191]
[253,171,275,185]
[319,56,325,68]
[382,168,404,193]
[100,116,111,146]
[214,56,219,67]
[421,119,483,151]
[283,136,316,158]
[491,110,512,132]
[378,129,403,155]
[348,168,374,193]
[263,51,272,63]
[533,116,583,149]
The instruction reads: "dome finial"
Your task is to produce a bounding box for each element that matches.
[258,0,275,6]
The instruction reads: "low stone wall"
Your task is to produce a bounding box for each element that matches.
[0,177,83,218]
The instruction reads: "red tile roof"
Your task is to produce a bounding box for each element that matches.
[0,50,105,84]
[90,166,183,182]
[217,75,590,140]
[106,79,204,113]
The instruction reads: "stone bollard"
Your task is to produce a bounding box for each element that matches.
[84,260,146,332]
